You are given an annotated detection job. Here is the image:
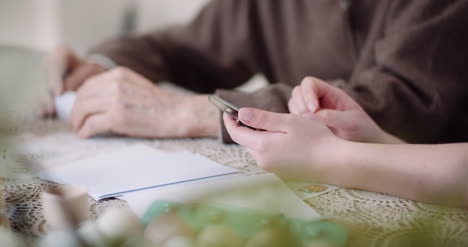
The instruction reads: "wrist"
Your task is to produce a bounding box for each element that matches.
[177,94,220,138]
[314,138,357,185]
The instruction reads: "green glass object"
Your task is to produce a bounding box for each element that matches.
[143,200,348,247]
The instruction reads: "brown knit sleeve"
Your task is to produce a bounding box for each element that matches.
[89,0,264,94]
[333,0,468,143]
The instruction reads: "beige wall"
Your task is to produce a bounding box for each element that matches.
[137,0,209,32]
[0,1,60,50]
[0,0,210,53]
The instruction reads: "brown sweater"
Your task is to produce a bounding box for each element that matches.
[92,0,468,144]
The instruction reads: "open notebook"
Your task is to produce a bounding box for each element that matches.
[39,145,240,200]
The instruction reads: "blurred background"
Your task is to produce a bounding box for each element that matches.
[0,0,210,54]
[0,0,266,94]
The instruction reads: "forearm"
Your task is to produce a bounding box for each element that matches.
[91,0,259,94]
[89,34,171,84]
[329,0,468,144]
[330,142,468,207]
[374,129,406,144]
[178,94,220,138]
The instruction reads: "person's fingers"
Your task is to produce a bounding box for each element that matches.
[36,93,55,118]
[34,85,56,117]
[70,80,113,130]
[300,77,322,113]
[63,62,105,91]
[290,86,307,114]
[238,108,291,132]
[77,113,111,138]
[70,97,110,131]
[291,91,308,114]
[288,98,298,114]
[304,77,361,111]
[314,109,352,131]
[223,113,269,148]
[47,46,82,95]
[44,93,56,117]
[301,112,319,121]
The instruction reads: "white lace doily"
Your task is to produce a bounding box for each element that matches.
[2,119,468,246]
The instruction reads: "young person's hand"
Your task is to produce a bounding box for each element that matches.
[288,77,403,144]
[223,108,345,182]
[70,67,219,139]
[38,45,107,117]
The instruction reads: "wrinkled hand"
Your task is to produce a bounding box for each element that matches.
[288,77,403,144]
[224,108,343,182]
[38,45,107,117]
[70,67,219,139]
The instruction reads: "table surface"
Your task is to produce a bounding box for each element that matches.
[2,119,468,246]
[1,47,467,246]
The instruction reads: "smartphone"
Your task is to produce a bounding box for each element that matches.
[208,95,257,130]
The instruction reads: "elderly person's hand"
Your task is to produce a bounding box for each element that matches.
[70,67,219,139]
[38,45,107,117]
[289,77,403,144]
[224,109,343,182]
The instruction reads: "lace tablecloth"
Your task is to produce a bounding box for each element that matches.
[2,119,468,246]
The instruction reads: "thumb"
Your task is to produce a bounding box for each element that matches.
[300,77,322,113]
[301,112,319,121]
[314,109,350,130]
[238,108,290,132]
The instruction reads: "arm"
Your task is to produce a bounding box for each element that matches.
[332,0,468,143]
[49,0,280,139]
[69,68,220,139]
[289,77,405,144]
[90,0,262,93]
[333,141,468,208]
[91,0,295,142]
[224,108,468,208]
[288,1,468,143]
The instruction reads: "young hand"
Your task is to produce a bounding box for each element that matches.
[288,77,403,144]
[70,67,219,139]
[223,108,345,182]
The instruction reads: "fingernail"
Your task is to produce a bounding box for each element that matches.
[240,108,254,123]
[308,102,317,112]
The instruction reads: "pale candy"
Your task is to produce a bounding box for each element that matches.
[42,185,89,230]
[245,229,281,247]
[96,208,144,239]
[302,240,337,247]
[78,220,106,246]
[196,225,243,247]
[144,213,194,246]
[38,230,80,247]
[162,236,196,247]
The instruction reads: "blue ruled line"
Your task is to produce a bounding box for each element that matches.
[98,172,240,200]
